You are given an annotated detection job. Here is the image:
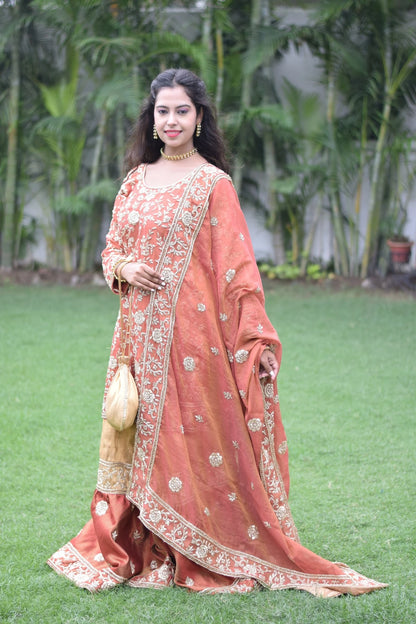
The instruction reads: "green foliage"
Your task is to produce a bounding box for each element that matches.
[1,284,415,623]
[258,261,328,281]
[2,0,416,276]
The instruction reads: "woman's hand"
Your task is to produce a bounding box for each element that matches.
[259,348,278,381]
[120,262,165,291]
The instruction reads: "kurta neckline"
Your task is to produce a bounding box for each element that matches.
[142,162,209,190]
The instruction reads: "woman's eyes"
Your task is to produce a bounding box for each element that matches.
[157,108,189,115]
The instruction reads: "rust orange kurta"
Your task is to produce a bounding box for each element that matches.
[48,164,386,595]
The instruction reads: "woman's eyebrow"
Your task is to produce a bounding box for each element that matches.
[155,104,192,109]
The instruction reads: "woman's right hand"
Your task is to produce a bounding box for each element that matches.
[120,262,165,291]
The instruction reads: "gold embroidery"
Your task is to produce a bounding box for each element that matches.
[226,269,236,283]
[168,477,183,492]
[247,525,259,540]
[97,459,132,494]
[95,501,108,516]
[183,357,195,371]
[235,349,249,363]
[247,418,262,432]
[278,441,288,455]
[209,452,223,467]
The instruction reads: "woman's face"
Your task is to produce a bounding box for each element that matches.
[154,85,202,154]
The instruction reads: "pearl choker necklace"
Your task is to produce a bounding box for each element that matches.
[160,147,197,161]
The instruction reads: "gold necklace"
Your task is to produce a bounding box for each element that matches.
[160,147,197,161]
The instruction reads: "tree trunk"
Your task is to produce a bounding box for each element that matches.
[232,0,262,194]
[300,195,323,276]
[326,64,349,276]
[261,0,285,265]
[1,4,21,269]
[79,108,108,272]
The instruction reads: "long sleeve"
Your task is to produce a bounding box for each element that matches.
[101,170,136,293]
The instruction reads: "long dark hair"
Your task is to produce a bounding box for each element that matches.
[124,68,230,174]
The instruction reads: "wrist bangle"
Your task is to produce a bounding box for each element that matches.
[116,260,131,283]
[113,258,129,282]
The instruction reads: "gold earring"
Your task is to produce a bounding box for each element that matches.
[153,125,158,140]
[196,122,201,138]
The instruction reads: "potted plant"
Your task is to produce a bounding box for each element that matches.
[386,234,413,264]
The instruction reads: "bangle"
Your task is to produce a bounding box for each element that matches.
[116,260,132,283]
[113,258,128,282]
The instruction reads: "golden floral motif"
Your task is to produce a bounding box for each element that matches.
[142,389,155,403]
[94,553,105,562]
[264,383,274,398]
[181,211,193,226]
[152,328,163,343]
[209,452,223,467]
[235,349,249,363]
[134,311,146,325]
[183,356,195,371]
[228,492,237,502]
[210,216,218,226]
[128,211,140,224]
[194,414,204,422]
[276,505,287,521]
[149,509,162,523]
[210,347,219,355]
[160,267,174,283]
[239,389,246,399]
[278,441,288,455]
[197,303,206,311]
[226,269,236,283]
[224,391,232,400]
[247,418,262,432]
[185,576,194,586]
[158,565,172,581]
[95,501,108,516]
[247,525,259,540]
[168,477,183,492]
[219,313,228,321]
[195,544,209,558]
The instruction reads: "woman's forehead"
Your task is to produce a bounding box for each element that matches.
[154,85,193,107]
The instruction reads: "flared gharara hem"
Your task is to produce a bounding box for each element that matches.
[47,542,387,597]
[47,543,125,592]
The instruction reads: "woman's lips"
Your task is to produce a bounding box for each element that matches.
[165,131,181,137]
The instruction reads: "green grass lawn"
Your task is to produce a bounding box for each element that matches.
[0,282,415,624]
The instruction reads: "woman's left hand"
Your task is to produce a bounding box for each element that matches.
[259,349,278,381]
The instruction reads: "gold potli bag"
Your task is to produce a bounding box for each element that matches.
[105,276,139,431]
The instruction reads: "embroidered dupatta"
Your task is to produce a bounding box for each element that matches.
[47,164,386,596]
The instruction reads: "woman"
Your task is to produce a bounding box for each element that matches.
[48,68,386,596]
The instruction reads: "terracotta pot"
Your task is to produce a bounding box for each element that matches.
[387,239,413,263]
